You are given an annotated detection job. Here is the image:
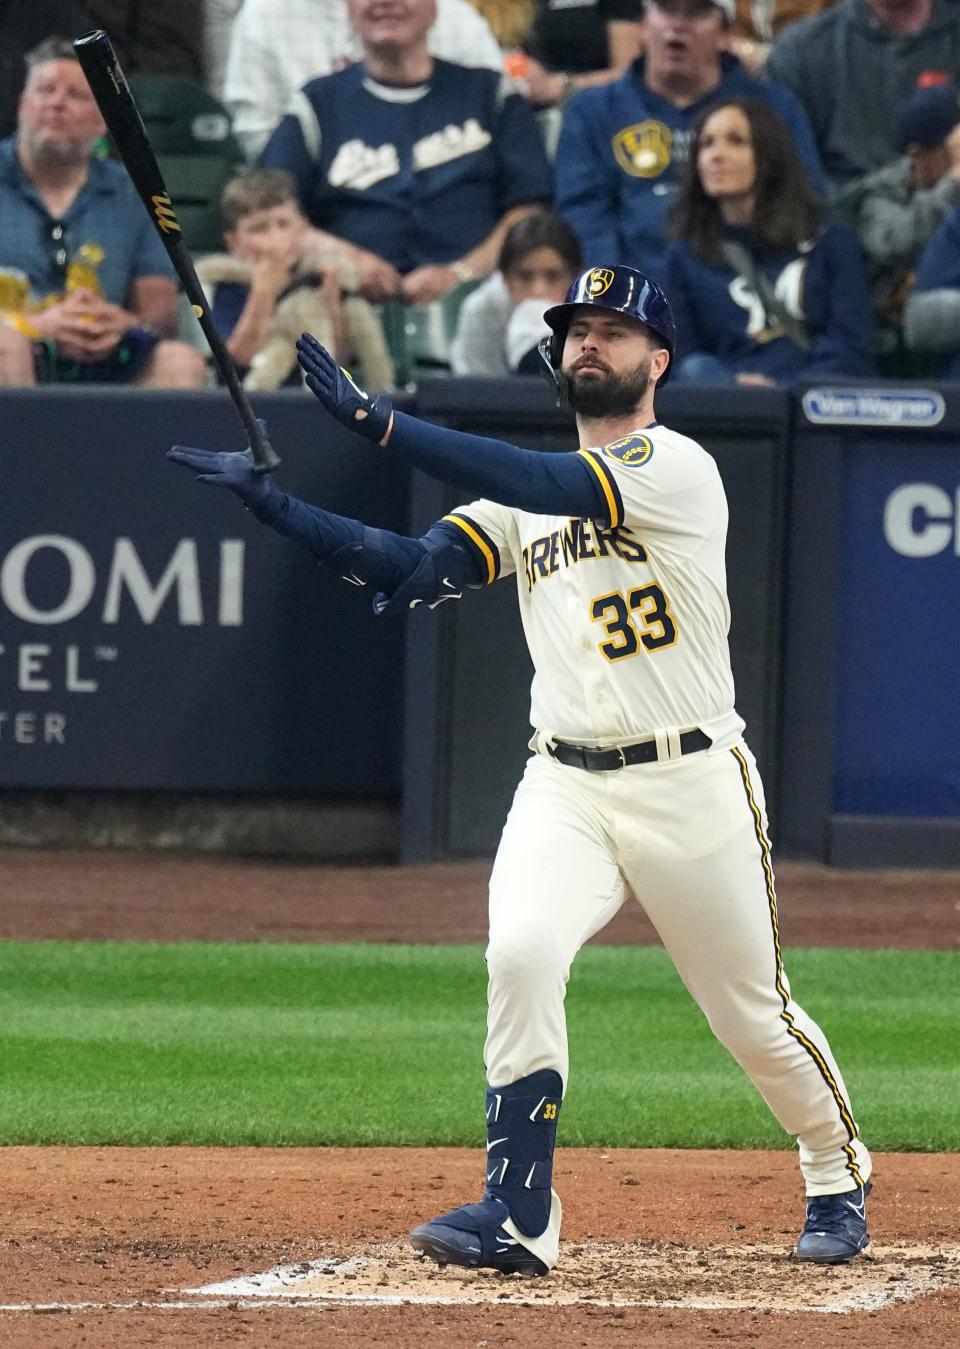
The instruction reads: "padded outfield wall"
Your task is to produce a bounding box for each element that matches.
[0,381,956,865]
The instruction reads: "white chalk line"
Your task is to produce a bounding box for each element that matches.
[2,1243,957,1317]
[0,1289,944,1315]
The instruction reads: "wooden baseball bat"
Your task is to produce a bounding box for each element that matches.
[73,30,280,472]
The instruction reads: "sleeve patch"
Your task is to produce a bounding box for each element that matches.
[602,434,654,467]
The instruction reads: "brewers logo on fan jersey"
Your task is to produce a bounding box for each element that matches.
[612,121,672,179]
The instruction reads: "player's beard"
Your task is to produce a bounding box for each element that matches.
[566,356,652,418]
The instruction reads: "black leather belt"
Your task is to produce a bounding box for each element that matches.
[546,728,712,772]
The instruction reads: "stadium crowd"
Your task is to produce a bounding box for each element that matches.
[3,0,960,389]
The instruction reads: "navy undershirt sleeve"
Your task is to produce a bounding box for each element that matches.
[386,411,609,520]
[249,489,486,601]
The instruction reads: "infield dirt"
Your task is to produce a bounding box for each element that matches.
[1,848,958,1347]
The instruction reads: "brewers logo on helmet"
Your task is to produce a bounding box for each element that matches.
[586,268,615,298]
[539,264,677,397]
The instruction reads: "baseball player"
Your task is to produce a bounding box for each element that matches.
[168,265,872,1276]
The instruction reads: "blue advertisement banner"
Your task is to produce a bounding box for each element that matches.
[0,390,408,793]
[835,440,960,816]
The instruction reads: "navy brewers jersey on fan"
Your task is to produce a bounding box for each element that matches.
[443,427,745,747]
[259,61,551,272]
[554,56,824,280]
[663,222,874,382]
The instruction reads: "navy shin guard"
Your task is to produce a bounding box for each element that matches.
[484,1069,562,1238]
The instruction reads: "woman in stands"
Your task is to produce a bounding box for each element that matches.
[450,209,581,376]
[665,97,874,385]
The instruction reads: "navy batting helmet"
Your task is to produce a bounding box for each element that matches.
[539,265,677,395]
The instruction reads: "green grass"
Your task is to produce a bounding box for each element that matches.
[0,942,956,1149]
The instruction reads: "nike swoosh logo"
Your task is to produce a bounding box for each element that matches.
[524,1164,537,1188]
[487,1137,508,1152]
[427,588,462,609]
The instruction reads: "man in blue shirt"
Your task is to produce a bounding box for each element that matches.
[0,38,206,387]
[554,0,824,283]
[259,0,552,306]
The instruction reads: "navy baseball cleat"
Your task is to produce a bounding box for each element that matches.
[795,1181,872,1264]
[410,1196,549,1277]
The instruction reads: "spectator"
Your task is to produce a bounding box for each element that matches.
[0,39,206,388]
[903,201,960,375]
[664,98,874,384]
[224,0,504,160]
[554,0,823,284]
[194,167,394,391]
[0,0,95,139]
[835,82,960,364]
[766,0,960,192]
[729,0,837,76]
[520,0,644,108]
[259,0,552,307]
[450,209,582,375]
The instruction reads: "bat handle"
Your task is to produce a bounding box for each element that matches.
[246,413,281,474]
[214,334,281,472]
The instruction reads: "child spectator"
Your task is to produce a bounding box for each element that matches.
[450,209,582,375]
[664,97,873,384]
[195,167,394,391]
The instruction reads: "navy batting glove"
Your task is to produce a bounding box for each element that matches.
[166,444,276,508]
[296,331,393,443]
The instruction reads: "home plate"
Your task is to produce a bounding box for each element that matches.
[183,1240,960,1313]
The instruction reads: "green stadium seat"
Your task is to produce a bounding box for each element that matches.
[117,77,245,256]
[126,74,245,162]
[380,282,480,387]
[150,153,237,254]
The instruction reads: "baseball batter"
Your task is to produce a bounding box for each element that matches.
[168,265,872,1276]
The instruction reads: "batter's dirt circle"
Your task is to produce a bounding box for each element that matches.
[1,848,957,1347]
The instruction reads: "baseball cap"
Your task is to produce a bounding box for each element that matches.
[896,84,960,152]
[646,0,737,21]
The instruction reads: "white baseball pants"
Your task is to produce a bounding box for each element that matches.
[484,741,872,1197]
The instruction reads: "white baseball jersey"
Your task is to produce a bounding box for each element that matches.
[444,425,746,749]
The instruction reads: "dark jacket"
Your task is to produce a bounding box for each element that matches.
[664,221,875,382]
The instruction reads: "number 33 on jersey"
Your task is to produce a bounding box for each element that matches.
[441,427,747,751]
